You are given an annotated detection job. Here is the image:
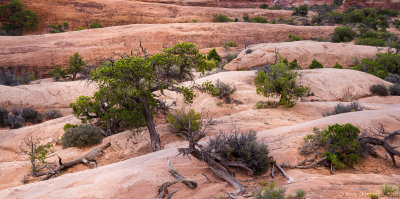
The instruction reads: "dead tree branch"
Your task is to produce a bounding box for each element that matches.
[168,158,197,189]
[154,181,178,199]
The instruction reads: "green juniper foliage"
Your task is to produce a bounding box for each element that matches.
[308,59,324,69]
[0,0,39,35]
[166,109,201,136]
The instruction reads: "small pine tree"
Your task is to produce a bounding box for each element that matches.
[207,48,221,64]
[308,59,324,69]
[66,52,85,80]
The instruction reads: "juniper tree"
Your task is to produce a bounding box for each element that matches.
[71,42,216,151]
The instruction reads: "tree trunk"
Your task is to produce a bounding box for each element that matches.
[143,103,161,151]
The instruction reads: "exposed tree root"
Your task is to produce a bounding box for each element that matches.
[168,158,197,189]
[270,157,290,181]
[154,181,177,199]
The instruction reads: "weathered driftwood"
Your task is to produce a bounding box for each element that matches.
[35,142,111,180]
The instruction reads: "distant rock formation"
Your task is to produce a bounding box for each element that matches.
[340,0,400,10]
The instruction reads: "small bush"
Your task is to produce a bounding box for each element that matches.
[332,62,343,69]
[66,52,85,80]
[245,48,253,54]
[292,5,308,16]
[61,124,104,148]
[225,52,238,62]
[259,4,269,9]
[288,34,302,42]
[206,131,270,175]
[323,102,363,117]
[48,66,65,81]
[368,193,379,199]
[250,16,268,23]
[268,5,282,10]
[332,26,358,43]
[253,181,286,199]
[49,22,69,33]
[243,13,250,22]
[7,108,24,129]
[213,14,230,22]
[390,84,400,96]
[19,72,36,85]
[0,0,39,35]
[201,80,237,103]
[384,73,400,84]
[308,59,324,69]
[256,101,279,109]
[0,69,20,86]
[0,108,9,127]
[223,40,237,49]
[295,189,306,198]
[22,108,42,124]
[89,22,103,29]
[166,109,201,136]
[75,27,85,31]
[207,48,221,63]
[63,123,78,131]
[43,109,63,120]
[370,84,389,96]
[355,38,386,47]
[381,184,396,196]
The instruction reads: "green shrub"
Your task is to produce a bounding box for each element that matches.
[200,80,236,103]
[332,26,358,43]
[7,108,24,129]
[192,19,198,23]
[66,52,85,80]
[48,66,66,81]
[63,123,78,131]
[256,101,279,109]
[381,184,396,196]
[295,189,306,198]
[321,124,361,168]
[268,5,282,10]
[0,108,8,127]
[390,84,400,96]
[308,59,323,69]
[288,34,302,42]
[327,11,344,24]
[0,0,39,35]
[355,38,386,47]
[370,84,389,96]
[332,63,343,69]
[22,108,42,124]
[243,13,250,22]
[250,16,268,23]
[255,60,309,107]
[49,22,69,33]
[223,40,237,49]
[259,4,269,9]
[166,109,201,136]
[323,102,363,117]
[207,48,221,63]
[368,193,379,199]
[75,27,85,31]
[206,131,270,175]
[225,52,238,62]
[292,5,308,16]
[253,181,286,199]
[384,73,400,84]
[377,9,398,17]
[61,124,103,148]
[213,14,230,22]
[43,109,63,120]
[347,9,366,23]
[89,22,103,29]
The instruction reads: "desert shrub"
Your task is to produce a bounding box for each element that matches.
[243,13,250,22]
[207,48,221,64]
[253,181,286,199]
[0,108,8,127]
[22,108,42,124]
[305,124,361,169]
[225,52,238,62]
[332,63,343,69]
[384,73,400,84]
[256,101,279,109]
[7,108,24,129]
[61,124,103,148]
[166,109,201,136]
[65,52,85,80]
[378,9,398,17]
[255,61,309,107]
[250,16,268,23]
[347,9,366,23]
[355,37,386,47]
[0,0,39,35]
[268,5,282,10]
[353,52,400,79]
[381,184,396,196]
[292,5,308,16]
[393,19,400,29]
[201,79,236,100]
[206,131,270,175]
[370,84,389,96]
[295,189,306,198]
[259,4,268,9]
[49,22,69,33]
[63,123,78,131]
[246,48,253,54]
[332,26,357,43]
[48,66,66,81]
[323,102,363,117]
[308,59,323,69]
[43,109,63,120]
[281,58,301,70]
[19,72,36,85]
[224,40,237,49]
[327,11,344,24]
[288,34,302,42]
[89,22,103,29]
[368,193,379,199]
[0,69,20,86]
[390,84,400,96]
[75,27,85,31]
[213,14,230,22]
[311,37,327,42]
